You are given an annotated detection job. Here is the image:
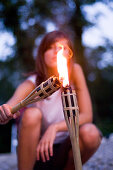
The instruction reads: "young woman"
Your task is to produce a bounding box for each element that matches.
[0,31,102,170]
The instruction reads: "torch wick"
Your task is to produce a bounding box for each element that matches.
[62,85,72,93]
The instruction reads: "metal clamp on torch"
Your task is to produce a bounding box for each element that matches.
[57,44,82,170]
[11,76,61,114]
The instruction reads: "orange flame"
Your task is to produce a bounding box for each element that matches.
[57,45,69,87]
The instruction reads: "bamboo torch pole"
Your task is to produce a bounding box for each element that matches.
[61,86,82,170]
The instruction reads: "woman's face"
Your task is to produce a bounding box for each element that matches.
[44,38,72,68]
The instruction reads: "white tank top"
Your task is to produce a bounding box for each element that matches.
[27,75,69,144]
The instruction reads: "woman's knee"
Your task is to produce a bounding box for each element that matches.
[21,107,42,127]
[79,123,102,148]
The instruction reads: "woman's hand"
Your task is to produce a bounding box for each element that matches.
[0,104,20,124]
[36,124,57,162]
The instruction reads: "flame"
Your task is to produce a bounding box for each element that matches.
[57,45,69,87]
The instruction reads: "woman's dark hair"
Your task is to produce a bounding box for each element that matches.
[35,30,75,85]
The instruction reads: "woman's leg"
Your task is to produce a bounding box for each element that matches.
[79,123,102,164]
[17,107,42,170]
[64,123,102,169]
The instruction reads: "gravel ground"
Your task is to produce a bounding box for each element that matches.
[83,133,113,170]
[0,134,113,170]
[0,153,17,170]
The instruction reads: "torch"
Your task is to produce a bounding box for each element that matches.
[57,45,82,170]
[11,76,61,114]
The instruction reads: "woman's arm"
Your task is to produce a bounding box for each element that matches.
[36,120,68,162]
[72,64,93,125]
[0,80,35,124]
[7,80,35,107]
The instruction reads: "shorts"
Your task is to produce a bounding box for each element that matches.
[33,124,103,170]
[33,137,71,170]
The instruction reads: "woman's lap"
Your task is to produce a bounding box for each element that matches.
[33,137,71,170]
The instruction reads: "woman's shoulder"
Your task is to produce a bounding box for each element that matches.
[72,63,87,89]
[73,63,83,72]
[71,63,86,81]
[72,63,84,80]
[26,74,36,85]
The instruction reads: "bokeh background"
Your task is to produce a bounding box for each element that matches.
[0,0,113,153]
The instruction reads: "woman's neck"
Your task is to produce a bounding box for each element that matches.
[47,67,58,78]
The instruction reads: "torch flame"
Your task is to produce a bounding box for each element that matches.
[57,45,69,87]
